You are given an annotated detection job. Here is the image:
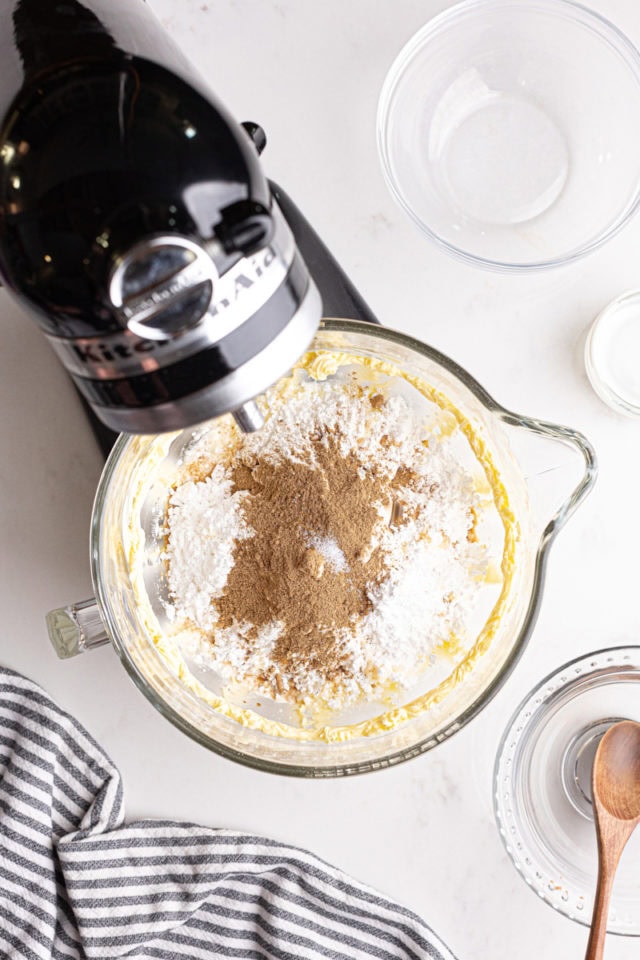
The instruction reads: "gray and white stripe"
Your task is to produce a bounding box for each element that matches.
[0,669,457,960]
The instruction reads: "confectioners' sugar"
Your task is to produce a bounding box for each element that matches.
[238,375,434,476]
[182,620,283,685]
[166,464,252,633]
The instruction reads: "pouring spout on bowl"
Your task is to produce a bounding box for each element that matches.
[498,412,597,549]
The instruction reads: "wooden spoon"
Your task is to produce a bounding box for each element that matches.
[585,720,640,960]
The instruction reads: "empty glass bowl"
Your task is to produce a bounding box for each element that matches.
[377,0,640,270]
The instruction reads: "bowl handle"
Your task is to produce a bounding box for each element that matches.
[46,598,110,659]
[500,412,597,547]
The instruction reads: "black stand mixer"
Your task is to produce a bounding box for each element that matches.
[0,0,377,456]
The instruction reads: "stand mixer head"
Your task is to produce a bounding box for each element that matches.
[0,0,322,434]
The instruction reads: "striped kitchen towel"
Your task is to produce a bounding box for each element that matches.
[0,667,457,960]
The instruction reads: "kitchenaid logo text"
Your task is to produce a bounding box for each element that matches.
[71,336,171,365]
[210,248,276,318]
[121,266,204,322]
[50,247,287,379]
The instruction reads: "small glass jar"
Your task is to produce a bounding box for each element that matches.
[585,290,640,417]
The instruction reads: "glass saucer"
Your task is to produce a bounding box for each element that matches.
[494,647,640,935]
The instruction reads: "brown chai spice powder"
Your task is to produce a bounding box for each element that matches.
[214,435,417,684]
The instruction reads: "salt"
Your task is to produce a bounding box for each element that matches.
[306,534,349,573]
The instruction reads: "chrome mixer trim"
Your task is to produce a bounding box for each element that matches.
[45,203,296,381]
[91,276,322,433]
[232,401,265,433]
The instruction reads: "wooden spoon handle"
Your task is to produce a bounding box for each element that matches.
[585,817,636,960]
[584,866,615,960]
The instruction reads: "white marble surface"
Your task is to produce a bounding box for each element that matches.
[2,1,640,957]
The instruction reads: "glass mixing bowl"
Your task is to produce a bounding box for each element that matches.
[377,0,640,270]
[47,320,596,776]
[494,647,640,934]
